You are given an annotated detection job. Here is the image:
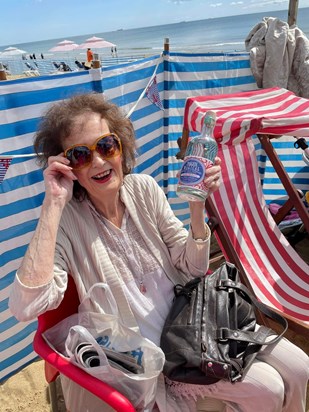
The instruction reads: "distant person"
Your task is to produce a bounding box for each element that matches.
[41,53,44,59]
[84,48,93,69]
[111,46,114,57]
[29,55,33,60]
[33,53,36,59]
[87,48,93,63]
[60,62,71,72]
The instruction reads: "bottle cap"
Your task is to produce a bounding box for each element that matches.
[205,110,216,119]
[204,110,216,126]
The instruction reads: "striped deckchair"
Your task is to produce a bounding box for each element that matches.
[35,60,58,76]
[4,60,35,77]
[180,87,309,335]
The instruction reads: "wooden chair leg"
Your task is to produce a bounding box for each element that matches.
[48,381,59,412]
[48,377,66,412]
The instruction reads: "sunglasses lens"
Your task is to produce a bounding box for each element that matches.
[67,146,92,169]
[96,135,121,159]
[65,134,121,169]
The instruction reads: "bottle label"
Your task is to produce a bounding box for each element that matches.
[178,156,213,189]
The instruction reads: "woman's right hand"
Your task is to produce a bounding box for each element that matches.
[43,154,77,205]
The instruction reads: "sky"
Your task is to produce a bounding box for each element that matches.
[1,0,309,46]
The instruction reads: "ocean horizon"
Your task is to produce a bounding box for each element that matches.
[1,7,309,60]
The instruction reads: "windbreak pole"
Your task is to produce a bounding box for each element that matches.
[288,0,299,26]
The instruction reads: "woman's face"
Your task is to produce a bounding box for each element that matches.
[63,113,124,204]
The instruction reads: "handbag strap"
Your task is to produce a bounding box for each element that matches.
[216,279,288,345]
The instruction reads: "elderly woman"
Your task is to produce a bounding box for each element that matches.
[9,93,308,412]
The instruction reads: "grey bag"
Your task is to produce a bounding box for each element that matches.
[160,262,288,384]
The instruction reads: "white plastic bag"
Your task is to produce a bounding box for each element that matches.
[43,283,165,411]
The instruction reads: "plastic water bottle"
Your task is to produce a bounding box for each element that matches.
[177,110,218,202]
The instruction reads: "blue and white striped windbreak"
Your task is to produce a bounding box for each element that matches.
[2,50,303,381]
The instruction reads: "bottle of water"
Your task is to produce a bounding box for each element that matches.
[177,110,218,202]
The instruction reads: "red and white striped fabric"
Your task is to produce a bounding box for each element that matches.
[183,87,309,324]
[184,87,309,144]
[212,139,308,322]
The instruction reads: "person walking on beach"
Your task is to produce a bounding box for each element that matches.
[9,93,309,412]
[84,48,94,69]
[87,48,93,62]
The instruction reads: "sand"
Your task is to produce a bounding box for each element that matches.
[0,360,51,412]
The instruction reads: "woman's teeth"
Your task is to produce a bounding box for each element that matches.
[92,170,111,180]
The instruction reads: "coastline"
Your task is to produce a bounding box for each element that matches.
[1,8,309,60]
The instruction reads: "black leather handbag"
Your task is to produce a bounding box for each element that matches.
[160,262,288,385]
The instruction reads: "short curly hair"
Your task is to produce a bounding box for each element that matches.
[34,93,136,199]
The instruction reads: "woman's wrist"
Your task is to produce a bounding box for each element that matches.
[191,223,211,241]
[189,201,208,239]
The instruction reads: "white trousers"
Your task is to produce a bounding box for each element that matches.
[61,336,308,412]
[166,336,309,412]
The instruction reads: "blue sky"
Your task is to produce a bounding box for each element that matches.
[1,0,308,46]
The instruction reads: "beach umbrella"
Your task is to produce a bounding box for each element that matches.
[49,39,79,52]
[0,46,28,57]
[77,36,116,49]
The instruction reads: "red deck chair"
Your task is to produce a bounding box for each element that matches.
[33,277,226,412]
[178,87,309,336]
[33,275,136,412]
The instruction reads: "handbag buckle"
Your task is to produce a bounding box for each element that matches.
[231,372,242,383]
[216,279,229,290]
[217,328,229,342]
[217,279,235,291]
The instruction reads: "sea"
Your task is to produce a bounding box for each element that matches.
[1,7,309,60]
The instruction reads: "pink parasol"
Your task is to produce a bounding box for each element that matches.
[77,36,116,49]
[49,40,79,52]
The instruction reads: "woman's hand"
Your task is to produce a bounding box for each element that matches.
[43,154,77,206]
[188,156,222,207]
[189,157,221,239]
[203,156,221,196]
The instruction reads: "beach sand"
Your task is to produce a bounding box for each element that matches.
[0,360,51,412]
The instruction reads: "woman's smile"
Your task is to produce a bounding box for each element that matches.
[91,169,113,182]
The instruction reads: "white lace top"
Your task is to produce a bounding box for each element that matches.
[89,202,175,346]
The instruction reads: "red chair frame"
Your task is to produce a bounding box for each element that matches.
[33,275,136,412]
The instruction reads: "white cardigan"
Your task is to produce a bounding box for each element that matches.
[10,174,210,325]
